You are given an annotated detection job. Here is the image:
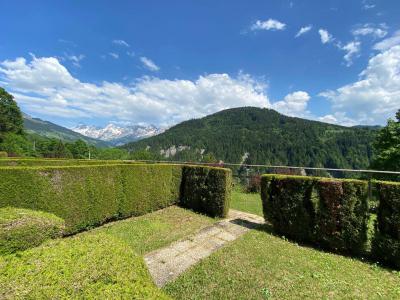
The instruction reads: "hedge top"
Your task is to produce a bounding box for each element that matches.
[261,173,367,184]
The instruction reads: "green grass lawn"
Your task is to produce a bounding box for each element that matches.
[230,187,263,216]
[0,206,215,299]
[88,206,216,254]
[164,224,400,299]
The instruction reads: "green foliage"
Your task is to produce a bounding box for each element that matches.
[0,207,64,255]
[0,233,170,299]
[123,107,377,170]
[0,164,182,234]
[371,110,400,180]
[0,87,24,139]
[0,151,7,158]
[129,149,160,160]
[372,181,400,268]
[261,175,369,255]
[97,148,129,160]
[180,166,232,218]
[0,163,231,233]
[0,133,33,157]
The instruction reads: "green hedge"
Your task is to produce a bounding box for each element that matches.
[0,233,170,299]
[0,164,182,234]
[180,166,232,218]
[0,158,134,167]
[261,175,369,255]
[0,207,65,255]
[372,181,400,268]
[0,164,232,234]
[0,151,7,158]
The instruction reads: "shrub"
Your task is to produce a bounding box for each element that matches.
[261,175,316,242]
[0,207,64,255]
[0,151,7,158]
[246,174,261,193]
[0,158,135,167]
[0,164,182,234]
[261,174,369,255]
[0,163,232,234]
[180,166,232,218]
[0,233,170,299]
[372,181,400,268]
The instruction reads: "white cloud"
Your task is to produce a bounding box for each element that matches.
[362,0,376,10]
[140,56,160,72]
[374,30,400,51]
[272,91,310,117]
[109,52,119,59]
[318,29,333,44]
[127,51,135,57]
[319,45,400,125]
[340,41,361,66]
[251,19,286,31]
[112,39,130,47]
[0,55,270,126]
[295,25,312,38]
[64,53,85,68]
[352,24,387,39]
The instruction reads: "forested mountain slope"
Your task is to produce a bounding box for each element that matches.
[122,107,378,169]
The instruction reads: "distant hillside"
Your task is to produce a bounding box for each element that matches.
[122,107,378,169]
[23,115,109,147]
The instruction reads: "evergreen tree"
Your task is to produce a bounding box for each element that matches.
[0,87,24,139]
[371,110,400,172]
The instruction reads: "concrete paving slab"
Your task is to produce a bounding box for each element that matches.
[144,209,264,287]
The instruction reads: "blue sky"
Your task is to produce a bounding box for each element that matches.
[1,0,399,128]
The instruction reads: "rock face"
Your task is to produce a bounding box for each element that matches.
[71,123,164,145]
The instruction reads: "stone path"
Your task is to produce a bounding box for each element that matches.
[144,209,264,287]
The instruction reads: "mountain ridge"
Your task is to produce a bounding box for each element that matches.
[122,107,378,169]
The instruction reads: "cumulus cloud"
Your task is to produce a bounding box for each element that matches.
[318,29,333,44]
[352,24,387,39]
[140,56,160,72]
[251,19,286,31]
[271,91,311,117]
[112,39,130,47]
[0,55,272,125]
[295,25,312,38]
[319,45,400,125]
[340,41,361,66]
[374,30,400,51]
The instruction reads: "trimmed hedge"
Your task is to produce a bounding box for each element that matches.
[261,175,369,255]
[0,207,65,255]
[0,233,170,299]
[372,181,400,268]
[0,158,135,167]
[0,164,231,234]
[0,164,182,234]
[180,166,232,218]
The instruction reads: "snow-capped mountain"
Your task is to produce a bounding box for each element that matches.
[71,123,164,145]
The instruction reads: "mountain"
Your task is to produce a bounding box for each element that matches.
[122,107,378,170]
[23,114,109,147]
[71,123,164,146]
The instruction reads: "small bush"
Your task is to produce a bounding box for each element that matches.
[246,174,261,193]
[180,166,232,218]
[261,174,369,255]
[0,151,7,158]
[0,207,64,255]
[372,181,400,268]
[0,233,170,299]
